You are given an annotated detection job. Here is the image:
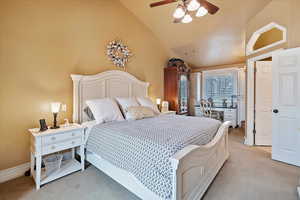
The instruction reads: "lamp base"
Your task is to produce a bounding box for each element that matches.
[51,112,60,129]
[157,105,161,112]
[50,125,60,129]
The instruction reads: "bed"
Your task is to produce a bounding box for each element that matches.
[71,70,230,200]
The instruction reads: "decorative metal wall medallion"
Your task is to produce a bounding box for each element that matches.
[107,40,132,68]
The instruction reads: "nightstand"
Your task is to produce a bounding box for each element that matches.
[28,124,85,190]
[161,110,176,115]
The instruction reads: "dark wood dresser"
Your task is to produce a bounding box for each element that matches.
[164,60,190,115]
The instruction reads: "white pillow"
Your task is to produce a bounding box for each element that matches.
[115,97,140,117]
[125,106,156,120]
[136,97,160,114]
[86,98,124,124]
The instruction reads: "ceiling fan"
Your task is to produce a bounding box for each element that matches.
[150,0,219,23]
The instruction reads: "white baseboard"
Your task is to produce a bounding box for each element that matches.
[0,163,30,183]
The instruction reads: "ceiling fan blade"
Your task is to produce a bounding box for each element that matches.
[150,0,178,8]
[199,0,219,15]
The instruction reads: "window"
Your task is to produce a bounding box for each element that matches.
[205,75,234,99]
[203,70,237,105]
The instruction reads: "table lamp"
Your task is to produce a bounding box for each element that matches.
[156,98,161,111]
[161,101,169,113]
[51,102,61,129]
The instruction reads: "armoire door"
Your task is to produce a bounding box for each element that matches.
[179,73,188,114]
[272,48,300,166]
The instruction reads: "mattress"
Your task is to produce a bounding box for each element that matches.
[86,115,221,199]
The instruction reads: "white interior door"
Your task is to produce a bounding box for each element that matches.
[272,48,300,166]
[255,61,272,145]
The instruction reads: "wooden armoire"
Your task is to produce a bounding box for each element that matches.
[164,59,190,115]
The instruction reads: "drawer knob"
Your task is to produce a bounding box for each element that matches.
[72,133,75,136]
[51,146,55,150]
[72,141,75,145]
[51,137,56,141]
[273,109,279,114]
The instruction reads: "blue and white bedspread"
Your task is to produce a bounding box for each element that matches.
[86,115,221,199]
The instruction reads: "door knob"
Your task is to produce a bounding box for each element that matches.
[273,109,279,114]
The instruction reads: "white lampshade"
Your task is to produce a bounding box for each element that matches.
[187,0,200,11]
[156,98,161,105]
[162,101,169,107]
[173,4,185,19]
[181,14,193,23]
[196,6,208,17]
[51,102,61,113]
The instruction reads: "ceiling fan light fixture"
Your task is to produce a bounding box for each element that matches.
[196,6,208,17]
[187,0,200,11]
[181,14,193,23]
[173,4,185,19]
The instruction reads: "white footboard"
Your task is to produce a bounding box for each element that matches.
[170,121,231,200]
[84,121,230,200]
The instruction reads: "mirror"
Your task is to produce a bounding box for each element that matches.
[179,74,188,113]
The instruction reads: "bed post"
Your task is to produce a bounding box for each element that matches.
[171,159,180,200]
[170,121,231,200]
[71,74,83,123]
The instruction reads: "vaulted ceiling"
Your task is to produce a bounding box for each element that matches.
[119,0,272,67]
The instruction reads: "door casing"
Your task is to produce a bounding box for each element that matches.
[246,49,283,146]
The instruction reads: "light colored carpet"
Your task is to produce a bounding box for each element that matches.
[0,128,299,200]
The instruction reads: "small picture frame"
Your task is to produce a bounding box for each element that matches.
[39,119,48,132]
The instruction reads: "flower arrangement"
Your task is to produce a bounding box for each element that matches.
[107,40,132,68]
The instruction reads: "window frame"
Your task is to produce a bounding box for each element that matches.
[202,69,238,103]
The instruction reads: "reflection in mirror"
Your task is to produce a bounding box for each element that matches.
[179,74,188,113]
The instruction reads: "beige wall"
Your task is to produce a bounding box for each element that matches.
[246,0,300,57]
[0,0,169,170]
[290,0,300,48]
[245,0,300,143]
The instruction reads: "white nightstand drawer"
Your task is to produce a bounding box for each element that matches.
[42,130,82,145]
[42,137,82,155]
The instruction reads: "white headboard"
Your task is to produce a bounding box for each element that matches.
[71,70,149,123]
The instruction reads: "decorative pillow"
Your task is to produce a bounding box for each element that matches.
[124,106,156,120]
[115,97,140,117]
[136,97,160,114]
[83,107,95,121]
[86,98,124,124]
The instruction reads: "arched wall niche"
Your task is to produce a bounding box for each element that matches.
[246,22,287,56]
